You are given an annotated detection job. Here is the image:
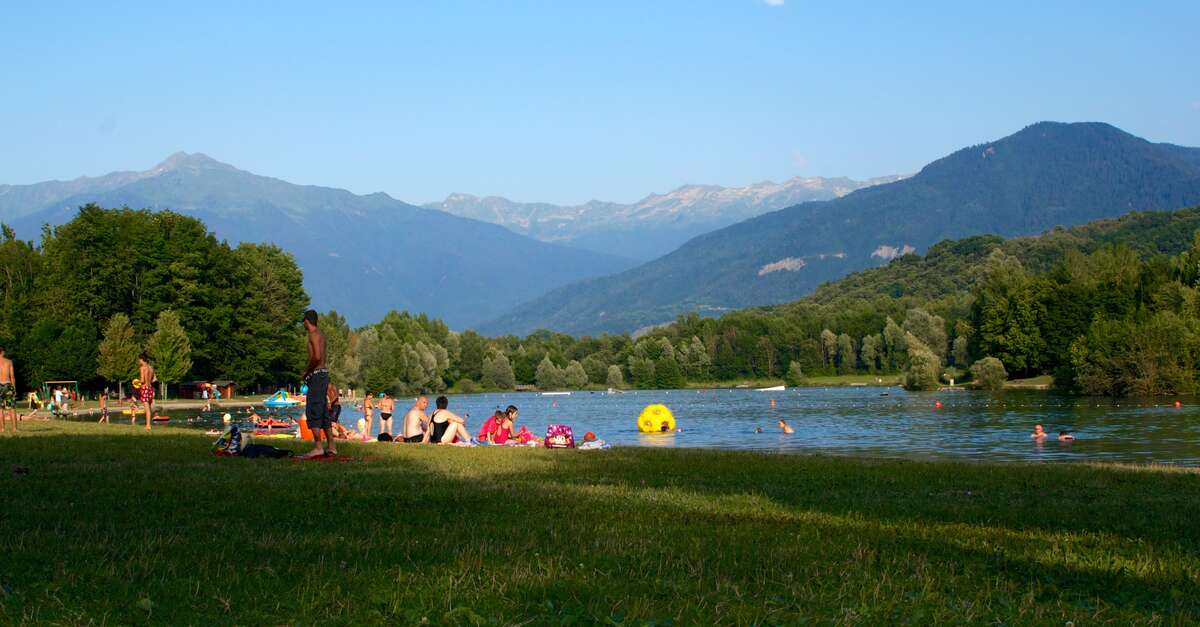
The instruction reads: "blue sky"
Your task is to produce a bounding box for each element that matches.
[2,1,1198,205]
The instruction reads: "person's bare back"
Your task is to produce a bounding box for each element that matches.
[402,396,429,440]
[301,310,334,457]
[0,348,15,431]
[0,354,14,385]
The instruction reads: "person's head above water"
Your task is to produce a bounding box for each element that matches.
[303,309,318,330]
[435,395,448,410]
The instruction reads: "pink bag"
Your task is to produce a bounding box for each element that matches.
[544,423,575,449]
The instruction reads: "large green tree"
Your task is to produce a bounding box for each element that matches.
[97,313,139,396]
[147,310,193,399]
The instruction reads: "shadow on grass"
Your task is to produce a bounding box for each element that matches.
[0,423,1197,623]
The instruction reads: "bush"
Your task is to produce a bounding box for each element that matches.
[456,379,479,394]
[785,361,806,387]
[970,357,1008,391]
[903,348,941,391]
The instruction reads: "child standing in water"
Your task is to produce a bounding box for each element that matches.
[1031,424,1047,440]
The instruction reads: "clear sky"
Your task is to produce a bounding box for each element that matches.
[2,1,1198,205]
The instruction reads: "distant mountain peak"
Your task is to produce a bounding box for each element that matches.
[151,151,237,174]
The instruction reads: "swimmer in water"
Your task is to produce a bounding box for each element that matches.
[1031,424,1047,440]
[754,426,764,434]
[778,419,794,434]
[1057,430,1075,441]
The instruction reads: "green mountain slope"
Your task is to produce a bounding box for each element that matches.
[482,122,1200,336]
[793,207,1200,309]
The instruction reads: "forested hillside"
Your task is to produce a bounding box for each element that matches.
[483,122,1200,336]
[8,205,1200,397]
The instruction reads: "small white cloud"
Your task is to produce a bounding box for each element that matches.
[764,0,785,5]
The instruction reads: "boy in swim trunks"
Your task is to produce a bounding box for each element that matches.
[138,354,156,431]
[0,347,16,432]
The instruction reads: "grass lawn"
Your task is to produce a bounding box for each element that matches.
[801,374,902,387]
[1,422,1197,624]
[1006,375,1056,390]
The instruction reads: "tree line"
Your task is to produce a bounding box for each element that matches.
[6,205,1200,397]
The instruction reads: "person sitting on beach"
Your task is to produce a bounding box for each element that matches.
[328,385,342,426]
[423,395,472,444]
[331,420,354,440]
[493,406,519,444]
[401,395,429,443]
[778,419,794,434]
[1031,424,1048,439]
[477,410,503,443]
[1058,430,1075,441]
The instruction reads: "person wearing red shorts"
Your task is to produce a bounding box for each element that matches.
[138,354,156,431]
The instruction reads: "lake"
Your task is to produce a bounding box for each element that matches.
[92,387,1200,465]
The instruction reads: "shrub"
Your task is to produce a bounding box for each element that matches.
[904,348,941,391]
[969,357,1008,391]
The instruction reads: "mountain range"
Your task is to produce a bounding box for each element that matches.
[0,154,635,328]
[480,122,1200,336]
[426,175,905,260]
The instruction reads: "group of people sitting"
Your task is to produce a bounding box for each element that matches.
[361,395,537,446]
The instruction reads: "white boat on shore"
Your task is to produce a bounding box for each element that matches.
[756,385,786,392]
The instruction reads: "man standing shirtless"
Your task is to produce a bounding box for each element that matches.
[378,391,395,437]
[301,310,335,458]
[138,354,156,431]
[401,395,429,442]
[0,347,16,432]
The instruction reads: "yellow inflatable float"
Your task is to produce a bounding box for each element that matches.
[637,404,675,433]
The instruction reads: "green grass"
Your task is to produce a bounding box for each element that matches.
[1006,375,1056,390]
[801,373,902,387]
[1,422,1197,624]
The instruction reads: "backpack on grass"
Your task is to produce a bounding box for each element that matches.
[544,424,575,449]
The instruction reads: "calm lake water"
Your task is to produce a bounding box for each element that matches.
[91,387,1200,465]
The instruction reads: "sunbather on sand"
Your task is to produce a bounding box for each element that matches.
[423,395,472,444]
